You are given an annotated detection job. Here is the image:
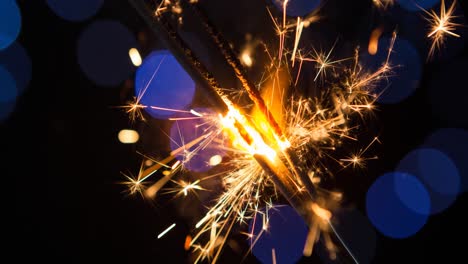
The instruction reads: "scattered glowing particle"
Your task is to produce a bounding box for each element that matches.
[240,51,253,67]
[157,223,176,239]
[209,155,223,166]
[184,235,192,250]
[368,27,383,55]
[128,48,142,66]
[272,248,277,264]
[162,170,171,176]
[144,159,153,167]
[118,129,139,144]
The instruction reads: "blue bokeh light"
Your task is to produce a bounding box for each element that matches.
[397,0,440,12]
[361,37,422,104]
[397,148,460,214]
[424,128,468,192]
[77,20,136,87]
[0,66,17,103]
[135,50,195,119]
[46,0,103,22]
[0,42,32,94]
[366,172,430,238]
[169,108,225,172]
[272,0,321,17]
[318,209,376,264]
[0,65,17,122]
[249,205,308,264]
[0,0,22,50]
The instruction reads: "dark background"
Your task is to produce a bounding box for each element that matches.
[9,0,468,263]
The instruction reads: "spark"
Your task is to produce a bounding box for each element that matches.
[423,0,461,59]
[372,0,394,9]
[158,223,177,239]
[164,179,206,197]
[120,55,166,122]
[311,42,352,82]
[340,137,380,169]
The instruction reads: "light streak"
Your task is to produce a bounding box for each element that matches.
[158,223,176,239]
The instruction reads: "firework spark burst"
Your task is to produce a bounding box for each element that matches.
[422,0,461,59]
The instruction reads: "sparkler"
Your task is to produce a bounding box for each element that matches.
[122,0,462,263]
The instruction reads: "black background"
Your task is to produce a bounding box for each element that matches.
[10,0,468,263]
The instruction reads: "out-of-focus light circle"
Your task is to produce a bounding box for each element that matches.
[46,0,103,22]
[0,42,32,94]
[129,48,142,67]
[397,148,460,214]
[424,128,468,192]
[366,172,430,238]
[135,50,195,119]
[77,20,136,87]
[118,129,139,144]
[272,0,321,17]
[318,209,376,264]
[249,205,308,264]
[0,66,17,103]
[426,58,468,127]
[0,65,17,122]
[396,0,439,12]
[0,0,21,50]
[170,108,225,172]
[362,37,421,104]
